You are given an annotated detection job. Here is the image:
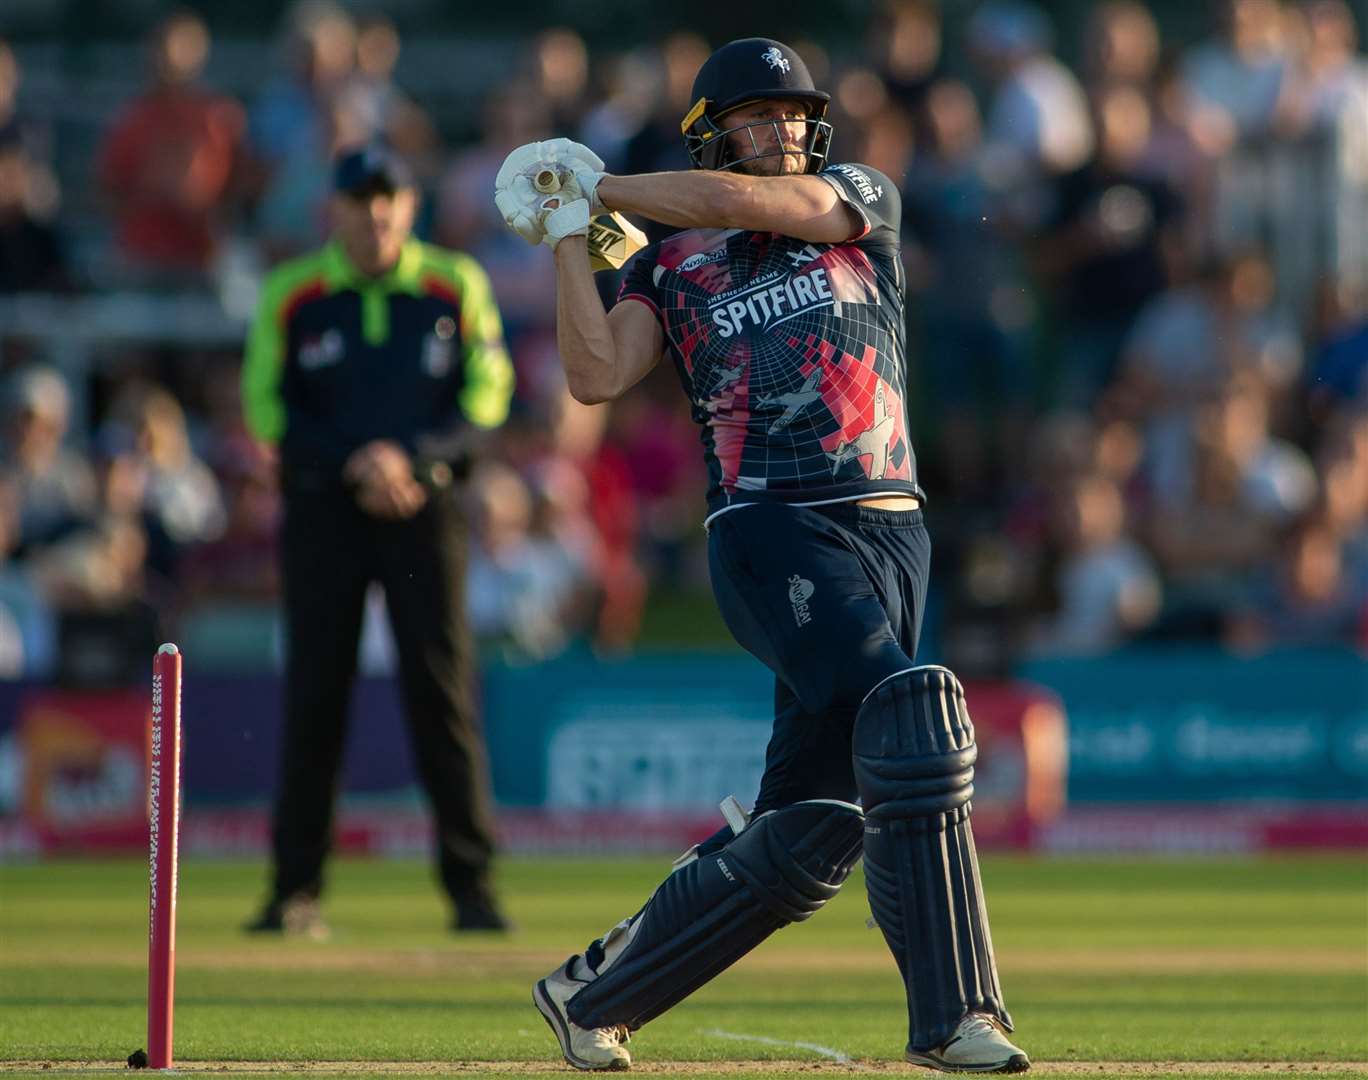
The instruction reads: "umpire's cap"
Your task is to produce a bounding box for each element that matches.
[333,143,415,196]
[681,38,831,172]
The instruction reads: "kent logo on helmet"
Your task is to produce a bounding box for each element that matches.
[680,37,833,174]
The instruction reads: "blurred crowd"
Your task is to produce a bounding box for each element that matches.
[0,0,1365,682]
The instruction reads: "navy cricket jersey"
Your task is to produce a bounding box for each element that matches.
[617,162,923,522]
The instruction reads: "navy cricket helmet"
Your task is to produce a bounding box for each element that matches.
[681,38,832,173]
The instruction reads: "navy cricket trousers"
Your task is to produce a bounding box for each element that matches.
[707,500,931,815]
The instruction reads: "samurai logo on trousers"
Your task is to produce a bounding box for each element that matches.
[762,47,790,73]
[788,575,814,626]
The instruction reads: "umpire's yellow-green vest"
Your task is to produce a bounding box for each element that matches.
[241,238,513,479]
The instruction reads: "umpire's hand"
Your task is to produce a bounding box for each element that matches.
[343,440,429,520]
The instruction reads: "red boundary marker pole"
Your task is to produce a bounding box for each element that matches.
[148,643,182,1070]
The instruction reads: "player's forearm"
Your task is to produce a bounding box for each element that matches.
[598,171,830,234]
[553,238,622,405]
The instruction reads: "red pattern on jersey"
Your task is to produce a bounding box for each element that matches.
[630,222,915,507]
[817,345,913,483]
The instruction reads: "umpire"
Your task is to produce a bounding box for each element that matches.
[241,144,515,935]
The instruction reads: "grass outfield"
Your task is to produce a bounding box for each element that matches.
[0,854,1365,1080]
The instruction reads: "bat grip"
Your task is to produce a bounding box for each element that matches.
[533,168,561,194]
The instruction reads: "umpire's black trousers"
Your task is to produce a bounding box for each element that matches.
[271,477,496,905]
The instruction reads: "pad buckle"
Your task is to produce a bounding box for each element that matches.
[670,795,752,869]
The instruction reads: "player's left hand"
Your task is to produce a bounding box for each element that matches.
[542,199,590,250]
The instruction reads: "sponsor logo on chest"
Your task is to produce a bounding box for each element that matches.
[678,248,729,273]
[298,328,345,370]
[709,268,833,339]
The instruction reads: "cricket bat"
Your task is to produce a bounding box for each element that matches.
[533,167,647,272]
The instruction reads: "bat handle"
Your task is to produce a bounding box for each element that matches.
[533,168,561,194]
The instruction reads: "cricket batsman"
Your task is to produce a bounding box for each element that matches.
[494,37,1029,1074]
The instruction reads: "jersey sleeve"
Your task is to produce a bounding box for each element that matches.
[614,242,664,321]
[448,253,515,430]
[818,162,901,244]
[241,257,324,444]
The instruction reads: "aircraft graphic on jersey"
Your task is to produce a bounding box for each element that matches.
[709,361,745,389]
[756,368,822,434]
[825,381,897,478]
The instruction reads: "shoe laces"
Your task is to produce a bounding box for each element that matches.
[587,1024,629,1049]
[959,1015,1001,1039]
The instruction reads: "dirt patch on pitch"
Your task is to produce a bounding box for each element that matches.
[741,949,1366,976]
[4,1062,1367,1075]
[13,946,1356,978]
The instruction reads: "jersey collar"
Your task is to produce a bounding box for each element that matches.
[322,237,424,293]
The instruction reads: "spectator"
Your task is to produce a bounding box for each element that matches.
[30,510,148,613]
[869,0,942,133]
[1116,251,1302,503]
[834,68,916,181]
[97,11,248,278]
[1274,0,1368,133]
[1036,85,1186,407]
[0,126,67,293]
[1148,375,1315,607]
[1308,282,1368,414]
[536,386,646,651]
[0,367,96,552]
[902,78,1033,503]
[0,474,55,678]
[528,28,590,134]
[1273,1,1368,294]
[250,1,356,261]
[465,460,592,659]
[97,384,227,580]
[179,447,280,606]
[0,41,16,132]
[1083,1,1162,92]
[1181,0,1289,150]
[0,38,56,176]
[578,48,666,175]
[1200,374,1317,522]
[436,90,555,337]
[1226,516,1368,649]
[125,387,227,549]
[1314,409,1368,574]
[622,34,712,179]
[1029,471,1162,655]
[968,0,1094,224]
[1141,51,1218,198]
[606,375,703,589]
[335,15,437,177]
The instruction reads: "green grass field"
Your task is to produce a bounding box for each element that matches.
[1,854,1365,1080]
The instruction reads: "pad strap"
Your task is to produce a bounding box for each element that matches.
[567,800,864,1031]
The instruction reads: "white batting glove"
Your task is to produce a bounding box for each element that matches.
[494,172,546,245]
[542,199,591,250]
[540,137,607,215]
[494,141,607,244]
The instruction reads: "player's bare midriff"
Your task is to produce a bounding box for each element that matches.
[856,493,921,511]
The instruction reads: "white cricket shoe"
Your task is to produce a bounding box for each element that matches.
[905,1014,1030,1073]
[533,957,632,1071]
